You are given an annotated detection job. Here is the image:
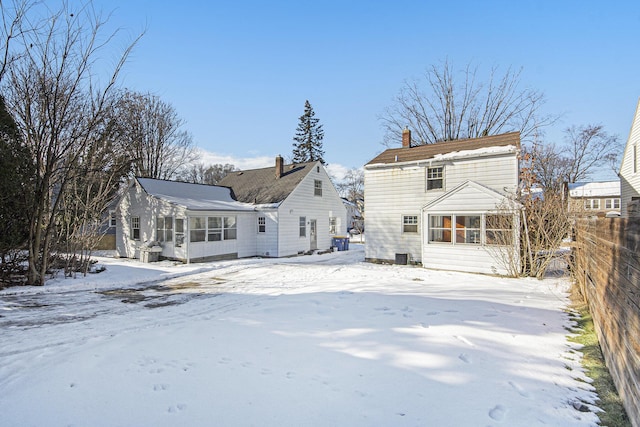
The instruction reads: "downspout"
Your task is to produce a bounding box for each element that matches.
[185,217,190,264]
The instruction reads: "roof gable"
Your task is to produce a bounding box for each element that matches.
[219,161,317,204]
[366,132,520,166]
[423,180,517,212]
[135,177,253,211]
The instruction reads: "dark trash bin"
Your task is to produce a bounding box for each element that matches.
[332,236,349,251]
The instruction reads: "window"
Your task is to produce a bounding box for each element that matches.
[455,215,481,244]
[175,219,185,247]
[299,217,306,237]
[258,216,266,233]
[605,198,621,209]
[403,215,419,233]
[208,217,222,241]
[329,217,337,234]
[584,199,600,210]
[427,166,444,190]
[156,216,173,242]
[190,217,206,242]
[224,216,237,240]
[130,216,140,240]
[428,215,451,242]
[109,210,116,228]
[485,214,513,246]
[429,214,514,246]
[314,180,323,196]
[635,144,638,174]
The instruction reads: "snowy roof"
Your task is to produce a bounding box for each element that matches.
[135,177,255,211]
[365,132,520,166]
[568,181,620,198]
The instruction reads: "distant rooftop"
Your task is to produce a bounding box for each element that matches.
[568,181,620,198]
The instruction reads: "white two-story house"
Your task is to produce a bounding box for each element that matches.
[364,130,521,275]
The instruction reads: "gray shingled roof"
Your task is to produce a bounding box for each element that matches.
[218,161,317,205]
[366,132,520,165]
[136,177,254,211]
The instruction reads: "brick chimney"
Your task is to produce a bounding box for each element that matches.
[402,127,411,148]
[275,155,284,179]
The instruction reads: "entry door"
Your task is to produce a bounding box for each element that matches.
[310,219,317,250]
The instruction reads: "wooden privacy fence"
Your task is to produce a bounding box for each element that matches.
[573,217,640,427]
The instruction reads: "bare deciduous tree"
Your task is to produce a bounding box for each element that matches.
[115,90,196,180]
[380,59,553,146]
[336,168,364,203]
[2,1,141,285]
[562,124,620,183]
[178,162,237,185]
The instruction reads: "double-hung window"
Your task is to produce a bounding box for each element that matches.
[485,214,513,246]
[224,217,237,240]
[403,215,418,233]
[605,198,620,209]
[428,215,451,242]
[329,217,337,234]
[584,199,600,210]
[299,217,306,237]
[427,166,444,190]
[130,216,140,240]
[190,217,206,242]
[156,216,173,242]
[207,217,222,241]
[175,219,185,246]
[258,216,266,233]
[314,180,323,196]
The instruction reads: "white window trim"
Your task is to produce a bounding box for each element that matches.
[426,165,445,191]
[402,214,419,233]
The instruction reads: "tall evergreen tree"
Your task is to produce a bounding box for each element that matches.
[292,100,325,164]
[0,96,33,258]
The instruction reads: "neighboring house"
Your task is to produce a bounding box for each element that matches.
[115,157,348,263]
[364,129,521,275]
[116,178,256,262]
[342,198,363,233]
[566,181,621,217]
[619,97,640,217]
[219,156,347,257]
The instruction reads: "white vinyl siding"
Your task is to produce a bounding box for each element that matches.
[620,100,640,217]
[365,152,518,264]
[276,163,347,257]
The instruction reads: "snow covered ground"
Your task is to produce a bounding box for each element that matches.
[0,244,601,426]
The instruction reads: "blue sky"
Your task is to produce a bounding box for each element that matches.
[96,0,640,180]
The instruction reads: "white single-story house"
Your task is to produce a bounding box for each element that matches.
[619,97,640,217]
[364,130,521,275]
[116,157,347,262]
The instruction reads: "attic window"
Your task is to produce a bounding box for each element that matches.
[317,166,320,173]
[314,180,322,196]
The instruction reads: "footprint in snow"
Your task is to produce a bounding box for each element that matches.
[218,357,232,364]
[458,353,472,364]
[508,381,531,398]
[454,335,474,346]
[153,384,169,391]
[168,403,187,413]
[489,404,507,421]
[426,311,439,316]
